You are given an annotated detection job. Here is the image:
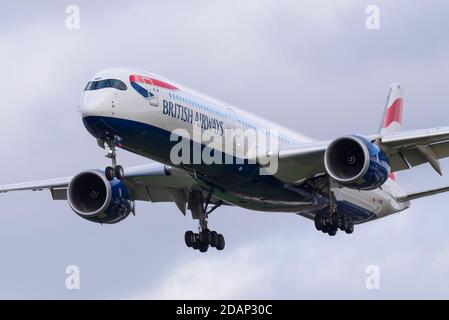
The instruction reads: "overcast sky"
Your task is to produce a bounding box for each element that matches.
[1,0,449,299]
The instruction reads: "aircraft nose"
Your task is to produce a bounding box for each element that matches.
[80,91,114,118]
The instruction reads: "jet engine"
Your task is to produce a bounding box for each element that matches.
[324,135,390,190]
[67,170,133,224]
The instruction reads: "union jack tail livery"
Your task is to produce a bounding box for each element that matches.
[381,83,404,135]
[381,83,404,181]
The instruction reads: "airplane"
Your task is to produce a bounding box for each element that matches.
[2,67,449,253]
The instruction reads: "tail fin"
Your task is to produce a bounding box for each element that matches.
[380,83,404,181]
[380,83,404,135]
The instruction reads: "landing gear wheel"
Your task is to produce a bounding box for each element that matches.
[314,215,324,231]
[192,238,200,250]
[199,244,209,253]
[341,216,349,231]
[105,166,115,181]
[103,137,124,181]
[321,222,329,233]
[185,191,226,252]
[185,231,194,248]
[200,229,212,245]
[114,165,124,180]
[210,231,219,248]
[345,221,354,234]
[328,227,338,236]
[216,234,225,251]
[331,214,341,228]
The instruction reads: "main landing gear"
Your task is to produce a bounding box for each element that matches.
[184,191,225,253]
[185,230,225,252]
[102,137,124,181]
[314,214,354,236]
[313,177,354,236]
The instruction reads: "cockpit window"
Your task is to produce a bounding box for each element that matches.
[110,79,128,90]
[95,79,111,90]
[84,81,97,90]
[84,79,127,91]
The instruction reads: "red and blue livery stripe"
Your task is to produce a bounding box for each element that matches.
[129,74,178,99]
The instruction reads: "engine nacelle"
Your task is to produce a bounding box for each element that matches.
[67,170,133,224]
[324,135,390,190]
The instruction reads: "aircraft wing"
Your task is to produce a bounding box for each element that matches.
[0,163,199,214]
[378,127,449,174]
[0,177,72,193]
[274,141,330,183]
[275,126,449,184]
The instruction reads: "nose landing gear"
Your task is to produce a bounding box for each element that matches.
[100,137,124,181]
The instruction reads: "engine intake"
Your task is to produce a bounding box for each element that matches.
[67,170,132,224]
[324,135,390,190]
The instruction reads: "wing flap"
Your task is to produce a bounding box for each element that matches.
[50,188,69,200]
[398,148,427,168]
[386,152,410,171]
[430,140,449,159]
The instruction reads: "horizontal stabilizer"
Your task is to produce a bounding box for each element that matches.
[397,185,449,202]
